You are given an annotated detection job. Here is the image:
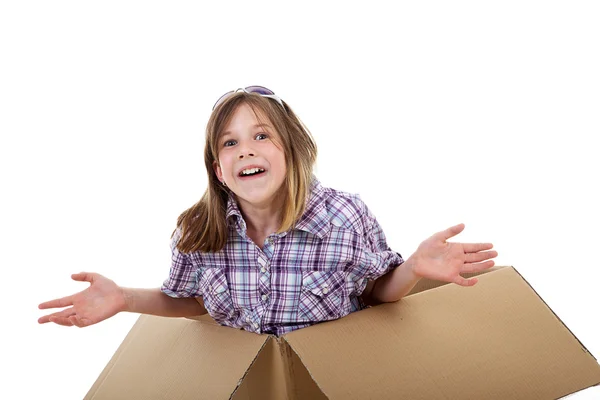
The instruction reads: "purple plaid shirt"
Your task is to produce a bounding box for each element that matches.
[161,179,404,335]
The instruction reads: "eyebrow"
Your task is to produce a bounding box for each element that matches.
[220,123,273,138]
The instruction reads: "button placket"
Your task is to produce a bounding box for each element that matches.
[258,255,269,274]
[245,316,260,333]
[256,252,271,312]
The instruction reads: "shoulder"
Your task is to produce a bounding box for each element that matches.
[296,178,378,238]
[317,183,372,232]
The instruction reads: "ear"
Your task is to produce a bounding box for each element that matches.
[213,160,223,182]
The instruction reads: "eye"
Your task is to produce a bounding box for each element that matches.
[255,133,268,140]
[223,139,236,147]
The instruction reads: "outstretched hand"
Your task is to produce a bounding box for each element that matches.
[38,272,127,327]
[412,223,498,286]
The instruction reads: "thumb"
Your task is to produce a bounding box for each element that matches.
[453,275,478,287]
[71,272,97,283]
[436,223,465,242]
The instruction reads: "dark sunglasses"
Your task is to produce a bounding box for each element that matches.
[212,86,285,112]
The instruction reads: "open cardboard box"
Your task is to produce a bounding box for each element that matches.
[85,266,600,399]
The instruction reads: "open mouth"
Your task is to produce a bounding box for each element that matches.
[238,167,266,178]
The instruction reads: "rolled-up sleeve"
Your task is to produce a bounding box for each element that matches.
[360,199,404,281]
[161,228,202,298]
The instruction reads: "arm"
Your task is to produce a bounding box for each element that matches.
[123,287,207,317]
[125,226,206,318]
[368,257,421,303]
[38,272,207,328]
[370,223,498,303]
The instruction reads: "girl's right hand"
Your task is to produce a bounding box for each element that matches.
[38,272,127,328]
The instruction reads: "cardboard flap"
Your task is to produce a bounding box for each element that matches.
[279,338,328,400]
[284,267,600,399]
[232,337,327,400]
[85,315,267,400]
[232,336,287,400]
[406,265,505,296]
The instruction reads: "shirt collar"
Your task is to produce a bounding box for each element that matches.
[225,177,330,239]
[225,193,246,232]
[225,194,243,221]
[293,178,330,239]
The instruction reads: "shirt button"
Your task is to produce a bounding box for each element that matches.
[261,294,268,301]
[246,316,251,323]
[267,238,274,244]
[253,322,259,329]
[322,287,330,294]
[260,267,266,273]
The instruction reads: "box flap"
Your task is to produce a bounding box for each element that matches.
[232,336,287,400]
[85,314,266,400]
[233,337,327,400]
[406,265,505,296]
[284,267,600,399]
[280,338,328,400]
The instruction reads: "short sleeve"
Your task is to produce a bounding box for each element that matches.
[359,199,404,281]
[160,228,202,298]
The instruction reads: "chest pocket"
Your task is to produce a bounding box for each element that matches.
[199,268,235,323]
[298,270,348,322]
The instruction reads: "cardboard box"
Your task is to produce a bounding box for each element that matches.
[85,266,600,399]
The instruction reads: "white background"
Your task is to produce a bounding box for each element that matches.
[1,1,598,399]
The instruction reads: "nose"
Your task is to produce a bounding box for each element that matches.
[237,142,256,160]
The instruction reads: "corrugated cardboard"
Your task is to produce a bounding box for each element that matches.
[85,266,600,399]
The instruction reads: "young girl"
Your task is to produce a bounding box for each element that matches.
[38,86,497,335]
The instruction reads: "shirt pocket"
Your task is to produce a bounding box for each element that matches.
[227,268,261,309]
[298,270,347,322]
[198,268,235,323]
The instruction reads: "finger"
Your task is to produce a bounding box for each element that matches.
[38,273,94,310]
[465,251,498,264]
[435,223,465,242]
[463,243,494,253]
[38,295,74,310]
[49,316,74,327]
[453,275,478,287]
[69,315,86,328]
[69,315,93,327]
[461,260,496,274]
[38,307,76,324]
[71,272,97,283]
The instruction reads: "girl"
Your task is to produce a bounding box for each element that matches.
[38,86,497,335]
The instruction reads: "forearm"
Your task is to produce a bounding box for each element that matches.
[121,287,207,317]
[371,256,422,303]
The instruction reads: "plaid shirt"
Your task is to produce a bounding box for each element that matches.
[161,179,404,336]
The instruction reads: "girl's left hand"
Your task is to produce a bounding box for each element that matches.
[411,223,498,286]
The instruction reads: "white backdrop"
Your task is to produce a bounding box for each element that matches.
[1,1,598,399]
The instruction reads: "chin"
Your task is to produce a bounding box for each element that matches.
[239,187,283,206]
[236,190,271,202]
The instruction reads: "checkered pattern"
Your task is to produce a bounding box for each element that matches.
[161,179,404,336]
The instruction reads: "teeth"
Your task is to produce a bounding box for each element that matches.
[241,168,265,176]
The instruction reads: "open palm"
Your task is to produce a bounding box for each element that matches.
[38,272,127,327]
[412,224,497,286]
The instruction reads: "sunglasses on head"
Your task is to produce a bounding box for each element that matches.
[212,86,286,112]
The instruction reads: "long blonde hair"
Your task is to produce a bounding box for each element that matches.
[175,92,318,253]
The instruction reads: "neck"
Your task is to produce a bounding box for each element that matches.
[237,194,285,238]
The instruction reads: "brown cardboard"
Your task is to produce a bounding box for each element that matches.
[85,267,600,399]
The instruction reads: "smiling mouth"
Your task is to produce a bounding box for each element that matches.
[239,168,266,177]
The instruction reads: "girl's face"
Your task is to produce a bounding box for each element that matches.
[213,103,287,210]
